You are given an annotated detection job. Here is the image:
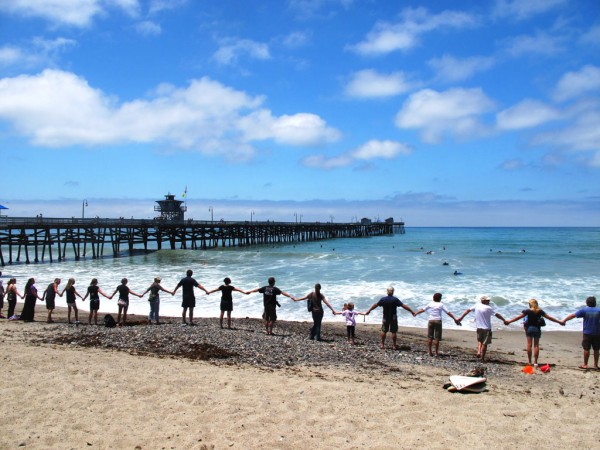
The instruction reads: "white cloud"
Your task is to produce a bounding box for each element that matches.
[148,0,187,15]
[0,69,340,158]
[213,38,271,65]
[302,139,411,169]
[0,46,24,67]
[496,99,561,130]
[395,88,495,143]
[499,159,525,170]
[288,0,356,19]
[533,109,600,167]
[349,7,477,56]
[238,111,340,147]
[0,0,140,27]
[282,31,310,49]
[0,37,77,69]
[344,69,413,98]
[553,65,600,102]
[493,0,567,21]
[502,32,566,57]
[302,154,353,169]
[580,24,600,46]
[428,54,494,83]
[32,36,77,52]
[134,20,162,36]
[351,140,411,160]
[271,113,341,146]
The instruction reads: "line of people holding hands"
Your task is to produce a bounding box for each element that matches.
[1,270,598,370]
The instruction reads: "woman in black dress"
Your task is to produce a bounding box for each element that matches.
[6,278,23,318]
[20,278,42,322]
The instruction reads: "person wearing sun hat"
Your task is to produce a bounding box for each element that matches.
[457,296,508,362]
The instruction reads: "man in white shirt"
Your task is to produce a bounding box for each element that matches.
[415,292,460,357]
[458,296,508,362]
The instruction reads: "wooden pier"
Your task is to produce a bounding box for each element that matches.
[0,217,405,266]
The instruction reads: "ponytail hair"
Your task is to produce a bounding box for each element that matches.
[528,298,540,314]
[314,283,322,300]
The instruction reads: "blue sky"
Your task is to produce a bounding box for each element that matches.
[0,0,599,226]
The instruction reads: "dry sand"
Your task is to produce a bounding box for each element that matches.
[0,303,598,449]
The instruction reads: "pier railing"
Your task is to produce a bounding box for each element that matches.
[0,217,405,265]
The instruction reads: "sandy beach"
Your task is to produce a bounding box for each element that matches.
[0,302,598,449]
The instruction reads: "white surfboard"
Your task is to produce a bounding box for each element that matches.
[447,383,487,393]
[449,375,487,391]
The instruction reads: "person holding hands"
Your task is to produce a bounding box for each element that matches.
[365,286,416,350]
[292,283,335,341]
[415,292,461,357]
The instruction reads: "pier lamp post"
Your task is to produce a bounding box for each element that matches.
[300,214,303,223]
[250,210,255,224]
[294,212,297,223]
[329,215,334,223]
[209,206,213,223]
[82,199,88,220]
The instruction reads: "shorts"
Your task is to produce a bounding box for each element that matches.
[381,315,398,333]
[263,303,277,322]
[582,333,600,351]
[220,299,233,312]
[0,297,3,309]
[428,320,443,340]
[89,299,100,311]
[181,296,196,308]
[46,299,55,310]
[477,328,493,345]
[526,326,541,339]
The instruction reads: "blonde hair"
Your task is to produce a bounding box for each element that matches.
[528,298,540,314]
[65,278,75,290]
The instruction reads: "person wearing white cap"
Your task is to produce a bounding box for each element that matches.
[457,296,508,362]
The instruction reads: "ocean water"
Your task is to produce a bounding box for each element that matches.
[3,227,598,332]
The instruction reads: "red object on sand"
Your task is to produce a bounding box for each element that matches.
[522,365,534,374]
[539,364,551,373]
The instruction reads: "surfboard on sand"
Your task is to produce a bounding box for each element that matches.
[448,375,487,393]
[446,383,487,393]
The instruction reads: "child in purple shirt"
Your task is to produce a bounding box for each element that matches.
[334,302,365,344]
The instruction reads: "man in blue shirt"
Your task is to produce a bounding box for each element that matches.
[366,286,416,350]
[562,296,600,370]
